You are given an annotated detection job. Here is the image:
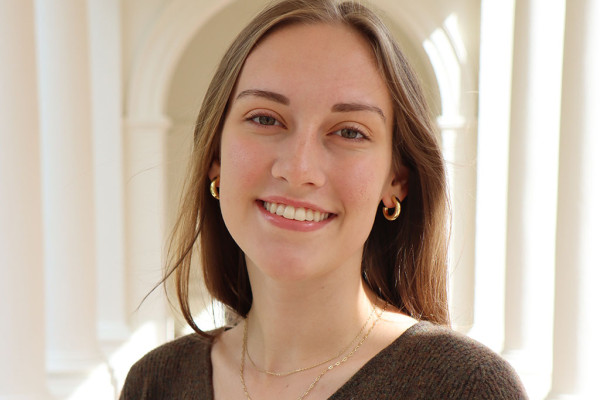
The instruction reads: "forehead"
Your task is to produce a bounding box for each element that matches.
[234,23,391,109]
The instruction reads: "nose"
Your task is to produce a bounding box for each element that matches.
[271,128,326,188]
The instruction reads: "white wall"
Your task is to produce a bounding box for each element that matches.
[1,0,598,399]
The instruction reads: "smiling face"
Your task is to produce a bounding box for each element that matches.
[211,22,407,282]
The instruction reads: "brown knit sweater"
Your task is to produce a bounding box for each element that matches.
[120,321,528,399]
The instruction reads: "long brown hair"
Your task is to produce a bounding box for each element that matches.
[166,0,450,335]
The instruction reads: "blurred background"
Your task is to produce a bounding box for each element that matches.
[1,0,599,399]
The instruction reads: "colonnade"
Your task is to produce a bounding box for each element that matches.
[1,0,599,399]
[474,0,600,398]
[0,1,169,398]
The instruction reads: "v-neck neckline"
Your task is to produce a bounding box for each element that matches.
[206,321,429,399]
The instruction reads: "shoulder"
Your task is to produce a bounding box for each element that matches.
[398,321,504,364]
[335,321,528,399]
[119,331,218,400]
[129,332,212,372]
[391,322,528,399]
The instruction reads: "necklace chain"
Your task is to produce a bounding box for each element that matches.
[239,303,388,400]
[245,305,377,377]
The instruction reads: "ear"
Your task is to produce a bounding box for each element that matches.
[208,159,221,181]
[382,164,409,208]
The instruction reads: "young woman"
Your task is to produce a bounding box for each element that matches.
[120,1,527,399]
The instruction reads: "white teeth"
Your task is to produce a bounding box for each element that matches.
[263,201,330,222]
[294,208,306,221]
[276,204,285,216]
[305,209,314,221]
[283,205,295,219]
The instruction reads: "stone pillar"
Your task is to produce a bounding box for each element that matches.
[547,0,600,398]
[423,19,478,333]
[0,1,52,398]
[124,117,172,345]
[502,0,565,395]
[34,0,108,397]
[118,118,173,391]
[440,117,477,333]
[88,0,130,349]
[470,0,516,351]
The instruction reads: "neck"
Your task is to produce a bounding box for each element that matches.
[244,255,379,373]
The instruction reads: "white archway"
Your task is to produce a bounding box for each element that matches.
[126,0,477,122]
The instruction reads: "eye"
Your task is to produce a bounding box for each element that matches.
[333,127,367,140]
[249,114,282,126]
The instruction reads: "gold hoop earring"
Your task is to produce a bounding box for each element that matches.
[209,176,220,200]
[382,197,401,221]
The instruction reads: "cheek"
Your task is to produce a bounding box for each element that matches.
[220,133,266,191]
[336,156,391,208]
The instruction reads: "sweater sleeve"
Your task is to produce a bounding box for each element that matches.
[419,325,528,400]
[460,350,528,400]
[119,333,214,400]
[119,356,153,400]
[415,324,528,400]
[455,348,528,400]
[330,321,528,399]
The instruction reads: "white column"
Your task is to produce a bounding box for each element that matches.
[0,1,52,399]
[502,0,565,395]
[34,0,109,397]
[88,0,130,349]
[440,117,477,333]
[124,117,172,344]
[165,121,195,230]
[116,118,173,390]
[547,0,600,398]
[423,20,478,334]
[470,0,516,351]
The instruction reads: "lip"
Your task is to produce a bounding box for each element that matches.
[256,197,336,232]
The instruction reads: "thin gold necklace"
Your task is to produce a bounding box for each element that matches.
[239,303,388,400]
[245,305,377,377]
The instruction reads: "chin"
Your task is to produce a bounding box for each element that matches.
[247,255,332,284]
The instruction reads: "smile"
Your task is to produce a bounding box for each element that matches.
[262,201,331,222]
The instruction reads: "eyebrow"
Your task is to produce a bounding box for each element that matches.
[236,89,290,105]
[331,102,387,123]
[236,89,386,122]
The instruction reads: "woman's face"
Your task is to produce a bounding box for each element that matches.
[212,23,407,282]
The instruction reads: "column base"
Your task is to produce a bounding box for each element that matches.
[502,349,552,400]
[46,350,111,399]
[98,320,131,354]
[47,349,104,373]
[47,363,114,400]
[0,395,54,400]
[545,395,582,400]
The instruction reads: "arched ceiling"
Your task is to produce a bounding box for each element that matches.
[125,0,479,123]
